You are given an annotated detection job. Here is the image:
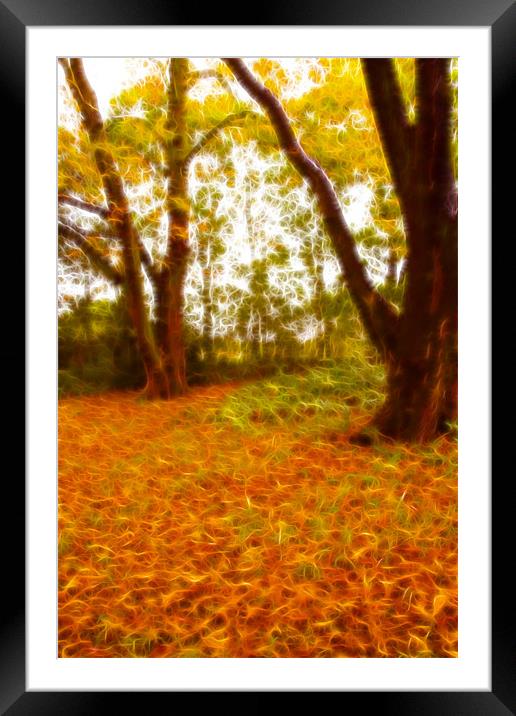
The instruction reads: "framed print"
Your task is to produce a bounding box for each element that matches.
[4,0,510,711]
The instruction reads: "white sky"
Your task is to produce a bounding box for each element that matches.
[59,58,159,123]
[83,58,141,116]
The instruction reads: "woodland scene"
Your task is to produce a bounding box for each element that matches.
[58,57,458,658]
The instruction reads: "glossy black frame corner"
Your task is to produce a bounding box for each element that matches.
[5,0,509,712]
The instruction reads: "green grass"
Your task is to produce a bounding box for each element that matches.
[216,356,385,431]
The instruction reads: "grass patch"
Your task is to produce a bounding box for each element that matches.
[217,358,385,430]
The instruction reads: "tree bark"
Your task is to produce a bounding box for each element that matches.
[374,218,457,441]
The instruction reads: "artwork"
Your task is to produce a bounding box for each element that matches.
[57,57,458,659]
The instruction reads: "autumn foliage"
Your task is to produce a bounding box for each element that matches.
[59,362,457,658]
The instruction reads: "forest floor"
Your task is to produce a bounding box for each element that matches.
[58,362,458,658]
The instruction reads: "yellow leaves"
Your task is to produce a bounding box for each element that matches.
[253,58,276,80]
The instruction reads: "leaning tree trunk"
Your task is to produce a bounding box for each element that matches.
[363,59,458,440]
[61,59,170,399]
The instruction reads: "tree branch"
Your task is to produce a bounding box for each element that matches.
[58,192,110,220]
[137,239,157,278]
[415,59,455,212]
[58,220,124,285]
[223,58,399,358]
[188,69,235,95]
[59,191,155,275]
[184,110,254,166]
[361,60,415,209]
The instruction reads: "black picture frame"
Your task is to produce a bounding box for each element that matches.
[4,0,509,711]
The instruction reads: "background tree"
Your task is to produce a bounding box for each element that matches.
[59,58,168,397]
[224,57,457,441]
[59,58,250,397]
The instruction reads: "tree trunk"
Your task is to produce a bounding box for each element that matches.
[435,215,458,431]
[165,263,189,395]
[375,321,456,441]
[375,306,457,440]
[363,59,457,440]
[158,58,191,395]
[374,239,457,439]
[373,215,457,440]
[122,223,170,399]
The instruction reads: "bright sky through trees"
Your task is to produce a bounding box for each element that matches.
[57,58,405,338]
[58,58,327,121]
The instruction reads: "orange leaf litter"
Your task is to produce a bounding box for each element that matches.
[58,384,457,658]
